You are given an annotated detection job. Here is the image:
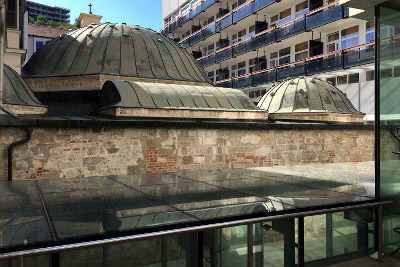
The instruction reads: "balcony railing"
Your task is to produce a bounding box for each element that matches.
[306,5,347,31]
[233,1,254,24]
[275,16,306,42]
[214,42,375,89]
[161,0,219,35]
[194,1,347,67]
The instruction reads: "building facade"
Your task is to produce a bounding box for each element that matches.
[161,0,376,120]
[4,0,27,74]
[26,0,70,22]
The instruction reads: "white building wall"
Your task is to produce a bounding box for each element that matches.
[162,0,189,20]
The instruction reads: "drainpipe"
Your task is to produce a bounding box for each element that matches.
[8,127,32,181]
[0,0,18,118]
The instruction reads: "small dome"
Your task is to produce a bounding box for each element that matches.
[22,24,211,84]
[257,77,363,115]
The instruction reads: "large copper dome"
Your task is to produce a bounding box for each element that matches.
[22,23,212,84]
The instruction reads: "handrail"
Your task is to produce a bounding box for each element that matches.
[197,1,344,62]
[0,200,392,261]
[214,41,375,85]
[179,0,255,44]
[161,0,204,31]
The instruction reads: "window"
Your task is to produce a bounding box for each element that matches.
[394,66,400,77]
[366,70,374,81]
[35,41,44,51]
[249,58,257,73]
[348,73,359,84]
[295,1,308,17]
[249,91,255,98]
[381,68,392,78]
[238,0,246,6]
[249,25,255,37]
[327,32,339,52]
[366,21,375,42]
[216,68,229,81]
[341,26,359,49]
[337,75,347,85]
[279,47,291,65]
[255,90,261,97]
[238,61,246,76]
[295,41,308,61]
[208,71,215,82]
[270,51,278,67]
[280,8,291,22]
[231,62,246,78]
[203,44,214,56]
[271,14,278,25]
[327,77,336,86]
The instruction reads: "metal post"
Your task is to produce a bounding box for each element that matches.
[102,246,108,267]
[378,205,383,262]
[17,256,23,267]
[248,223,253,267]
[298,217,305,267]
[326,213,333,257]
[162,237,167,267]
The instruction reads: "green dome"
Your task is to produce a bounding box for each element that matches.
[22,23,211,84]
[257,77,363,115]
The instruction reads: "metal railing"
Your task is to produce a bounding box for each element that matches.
[0,200,391,266]
[196,2,346,66]
[214,42,375,89]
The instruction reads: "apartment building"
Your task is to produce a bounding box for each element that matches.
[161,0,377,120]
[26,1,70,22]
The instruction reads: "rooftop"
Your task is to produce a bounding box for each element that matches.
[0,167,375,253]
[28,24,70,39]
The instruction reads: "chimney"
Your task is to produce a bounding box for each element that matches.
[78,13,102,27]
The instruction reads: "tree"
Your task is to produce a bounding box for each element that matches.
[29,15,80,30]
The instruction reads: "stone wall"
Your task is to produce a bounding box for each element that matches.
[0,124,374,181]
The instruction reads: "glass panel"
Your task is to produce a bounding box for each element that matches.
[60,247,104,267]
[304,209,374,264]
[254,219,297,267]
[379,4,400,256]
[221,225,248,266]
[0,260,17,267]
[25,255,51,267]
[0,180,53,250]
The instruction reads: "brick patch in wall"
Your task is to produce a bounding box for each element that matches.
[145,147,177,173]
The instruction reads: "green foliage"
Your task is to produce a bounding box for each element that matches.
[29,15,80,30]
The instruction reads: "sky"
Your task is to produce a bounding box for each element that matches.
[32,0,163,31]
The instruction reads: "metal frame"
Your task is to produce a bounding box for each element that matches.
[0,200,391,266]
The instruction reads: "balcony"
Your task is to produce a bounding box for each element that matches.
[276,62,306,81]
[233,1,253,24]
[253,0,276,12]
[163,0,279,36]
[215,42,375,89]
[252,30,275,50]
[215,48,233,64]
[215,14,232,32]
[232,38,254,58]
[275,16,306,42]
[196,2,347,68]
[343,45,374,68]
[306,5,348,31]
[162,0,219,35]
[233,75,253,89]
